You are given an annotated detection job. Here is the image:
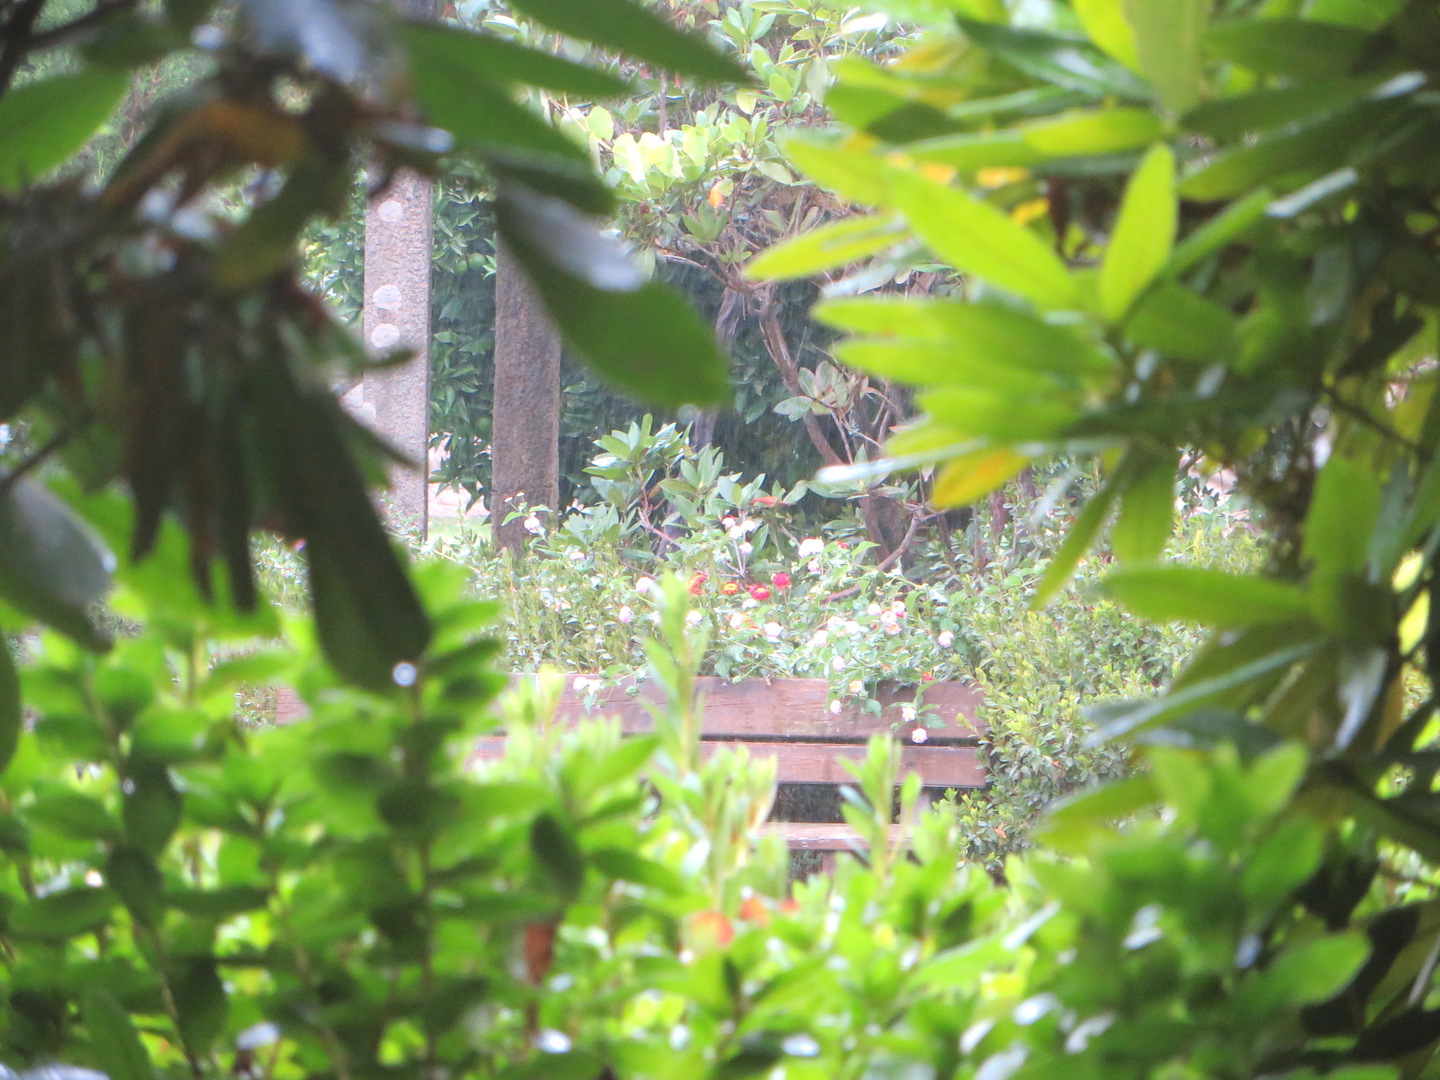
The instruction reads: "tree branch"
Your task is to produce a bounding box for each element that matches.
[0,0,46,101]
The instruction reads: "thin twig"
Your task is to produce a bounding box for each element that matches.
[823,512,925,601]
[0,427,72,499]
[0,0,46,100]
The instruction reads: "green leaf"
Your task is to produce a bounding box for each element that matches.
[782,132,890,206]
[957,18,1148,98]
[106,846,164,928]
[506,0,748,84]
[1124,0,1212,116]
[122,760,182,856]
[27,790,121,842]
[401,21,632,98]
[0,641,17,777]
[1304,456,1381,579]
[402,23,608,215]
[248,363,431,692]
[1126,283,1238,362]
[1032,474,1121,607]
[0,479,114,650]
[826,301,1111,389]
[916,390,1078,442]
[496,185,729,407]
[1074,0,1142,69]
[530,813,585,903]
[1204,18,1371,79]
[82,989,157,1080]
[933,448,1029,507]
[172,959,227,1057]
[1102,567,1314,627]
[909,108,1163,170]
[1179,106,1377,201]
[886,169,1077,310]
[588,847,684,893]
[1100,143,1177,322]
[1038,773,1160,852]
[1250,932,1371,1008]
[1166,188,1271,276]
[745,215,902,281]
[11,886,117,939]
[1112,456,1175,562]
[0,70,130,191]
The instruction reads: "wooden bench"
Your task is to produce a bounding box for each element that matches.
[280,676,988,867]
[474,676,987,865]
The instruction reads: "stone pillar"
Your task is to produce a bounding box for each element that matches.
[491,240,562,556]
[361,170,432,538]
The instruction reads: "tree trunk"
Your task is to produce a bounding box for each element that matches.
[491,239,562,556]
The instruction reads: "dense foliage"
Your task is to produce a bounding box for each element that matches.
[8,1,1440,1080]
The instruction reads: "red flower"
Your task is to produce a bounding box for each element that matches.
[689,572,708,595]
[720,581,741,595]
[748,584,771,601]
[752,495,780,507]
[921,671,934,682]
[772,571,791,591]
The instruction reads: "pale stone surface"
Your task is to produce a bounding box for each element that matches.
[362,169,432,536]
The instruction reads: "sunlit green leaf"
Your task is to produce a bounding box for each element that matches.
[1112,456,1175,563]
[1103,567,1313,627]
[1124,0,1212,115]
[745,215,902,281]
[886,169,1077,309]
[1100,143,1177,322]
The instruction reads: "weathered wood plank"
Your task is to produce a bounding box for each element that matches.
[550,676,985,741]
[473,738,985,789]
[758,822,908,851]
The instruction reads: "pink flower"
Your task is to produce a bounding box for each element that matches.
[748,584,771,601]
[772,572,791,591]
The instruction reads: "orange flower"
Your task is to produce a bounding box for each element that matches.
[721,581,741,595]
[689,572,708,595]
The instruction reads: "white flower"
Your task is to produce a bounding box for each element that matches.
[809,629,829,648]
[829,700,843,715]
[867,602,882,617]
[884,622,901,636]
[742,518,760,535]
[742,597,758,610]
[879,610,898,628]
[523,515,543,534]
[831,655,846,673]
[617,605,634,624]
[763,621,783,641]
[729,612,746,629]
[685,611,703,627]
[738,541,753,556]
[938,630,955,648]
[635,575,656,594]
[848,679,864,695]
[890,599,906,614]
[727,524,746,540]
[798,537,824,558]
[911,727,929,744]
[808,558,822,573]
[573,675,598,692]
[826,615,845,632]
[900,704,917,723]
[567,550,585,562]
[843,619,862,635]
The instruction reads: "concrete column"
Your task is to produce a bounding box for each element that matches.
[361,169,432,538]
